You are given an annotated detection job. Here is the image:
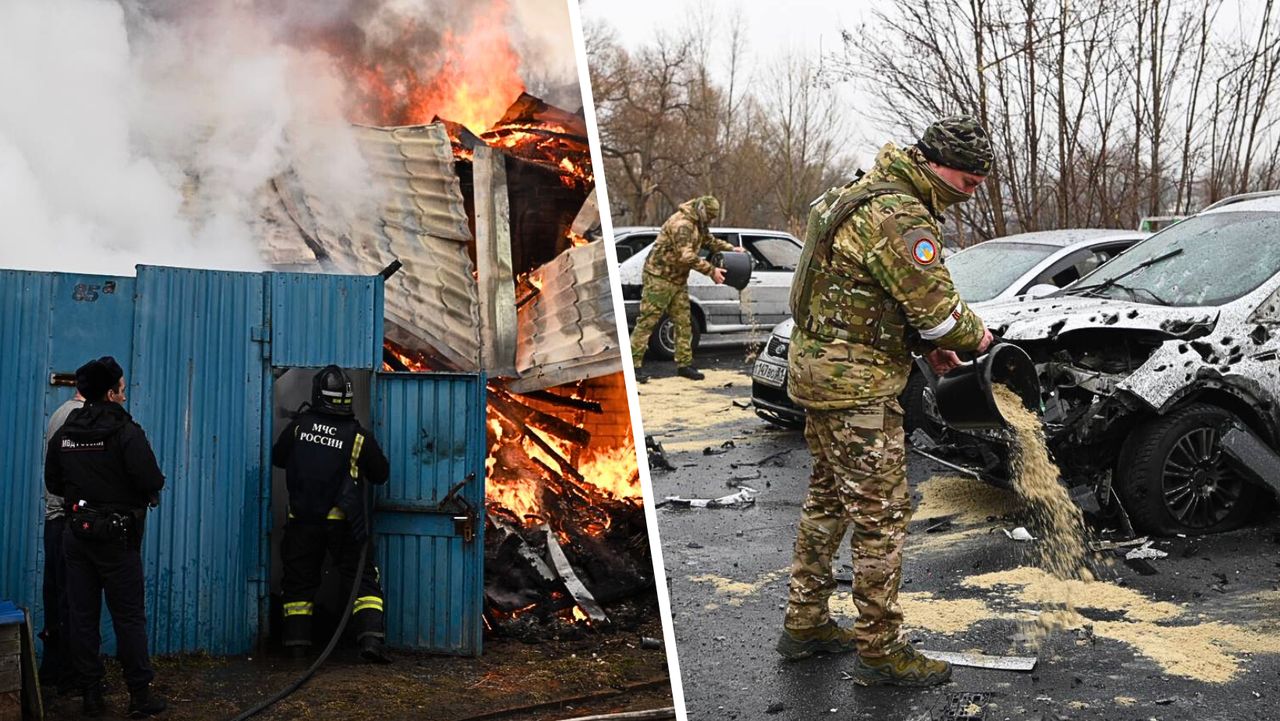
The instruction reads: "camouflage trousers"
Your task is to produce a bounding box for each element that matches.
[784,401,912,658]
[629,273,694,367]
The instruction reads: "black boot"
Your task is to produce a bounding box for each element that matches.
[676,366,705,380]
[359,636,392,664]
[82,684,106,718]
[634,368,650,384]
[127,685,168,718]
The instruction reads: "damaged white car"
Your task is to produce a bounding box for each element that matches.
[923,193,1280,535]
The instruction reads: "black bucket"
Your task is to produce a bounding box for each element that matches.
[711,251,754,291]
[935,343,1041,431]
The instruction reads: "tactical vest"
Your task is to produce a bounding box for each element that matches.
[790,180,917,349]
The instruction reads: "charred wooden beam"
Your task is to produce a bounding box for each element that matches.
[520,389,603,414]
[524,427,585,484]
[488,388,590,447]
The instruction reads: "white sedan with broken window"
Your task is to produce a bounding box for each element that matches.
[925,193,1280,535]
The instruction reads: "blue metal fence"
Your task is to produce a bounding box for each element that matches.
[0,264,486,657]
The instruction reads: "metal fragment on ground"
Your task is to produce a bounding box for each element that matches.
[662,486,758,509]
[921,650,1037,671]
[541,524,609,624]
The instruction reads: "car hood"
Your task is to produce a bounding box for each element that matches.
[976,295,1219,341]
[772,295,1220,342]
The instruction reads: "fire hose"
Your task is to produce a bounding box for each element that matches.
[227,474,374,721]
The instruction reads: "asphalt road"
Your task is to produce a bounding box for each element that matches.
[637,347,1280,721]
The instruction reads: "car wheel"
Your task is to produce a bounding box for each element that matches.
[899,370,941,440]
[647,310,701,361]
[1116,402,1261,535]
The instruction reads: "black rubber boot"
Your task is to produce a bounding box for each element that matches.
[359,636,392,664]
[676,366,705,380]
[127,686,168,718]
[82,684,106,718]
[287,644,310,662]
[634,368,650,384]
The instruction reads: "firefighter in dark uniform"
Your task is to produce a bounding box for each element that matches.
[45,357,167,718]
[272,366,392,663]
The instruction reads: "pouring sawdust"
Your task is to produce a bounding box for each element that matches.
[992,384,1092,635]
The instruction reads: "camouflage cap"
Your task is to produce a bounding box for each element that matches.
[916,116,993,175]
[696,195,721,221]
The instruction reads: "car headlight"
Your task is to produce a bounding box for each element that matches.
[766,335,790,358]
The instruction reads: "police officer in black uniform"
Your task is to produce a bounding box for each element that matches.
[45,357,167,718]
[272,365,392,663]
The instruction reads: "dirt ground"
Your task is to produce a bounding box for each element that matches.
[40,618,673,720]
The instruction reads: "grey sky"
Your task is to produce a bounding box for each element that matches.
[581,0,1275,171]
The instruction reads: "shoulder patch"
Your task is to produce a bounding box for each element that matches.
[903,228,939,266]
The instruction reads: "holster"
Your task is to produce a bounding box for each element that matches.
[68,502,138,544]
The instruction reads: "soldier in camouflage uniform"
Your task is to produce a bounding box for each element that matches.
[776,117,996,686]
[629,195,741,382]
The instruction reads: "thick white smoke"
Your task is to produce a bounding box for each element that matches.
[0,0,371,276]
[0,0,582,277]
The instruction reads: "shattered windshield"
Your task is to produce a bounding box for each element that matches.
[945,242,1058,302]
[1071,211,1280,306]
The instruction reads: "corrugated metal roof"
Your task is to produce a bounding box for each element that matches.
[272,123,484,370]
[509,239,621,392]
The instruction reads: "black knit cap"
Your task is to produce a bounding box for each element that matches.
[76,356,124,401]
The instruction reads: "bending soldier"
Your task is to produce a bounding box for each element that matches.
[629,195,742,382]
[777,117,995,686]
[46,357,167,717]
[272,365,392,663]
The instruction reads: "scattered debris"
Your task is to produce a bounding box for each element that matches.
[1124,541,1169,560]
[925,515,958,534]
[921,651,1037,672]
[645,435,676,471]
[542,524,610,625]
[937,692,990,721]
[661,487,757,509]
[1003,527,1036,542]
[765,702,786,715]
[732,399,752,409]
[702,440,737,455]
[1088,537,1149,552]
[639,637,662,650]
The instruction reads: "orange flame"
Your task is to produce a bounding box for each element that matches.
[336,1,525,132]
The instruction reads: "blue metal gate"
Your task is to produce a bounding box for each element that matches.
[130,267,267,654]
[373,373,487,655]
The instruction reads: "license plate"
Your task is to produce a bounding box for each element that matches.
[753,360,787,388]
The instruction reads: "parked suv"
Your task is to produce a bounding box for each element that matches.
[751,229,1146,427]
[614,226,803,360]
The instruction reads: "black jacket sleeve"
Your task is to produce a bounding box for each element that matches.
[121,425,166,494]
[271,420,299,469]
[45,431,64,497]
[357,426,391,485]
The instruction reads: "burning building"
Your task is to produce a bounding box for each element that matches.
[253,83,645,633]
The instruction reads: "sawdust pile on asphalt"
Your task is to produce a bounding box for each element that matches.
[962,566,1280,683]
[913,474,1018,525]
[635,369,750,451]
[688,570,786,607]
[829,591,992,635]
